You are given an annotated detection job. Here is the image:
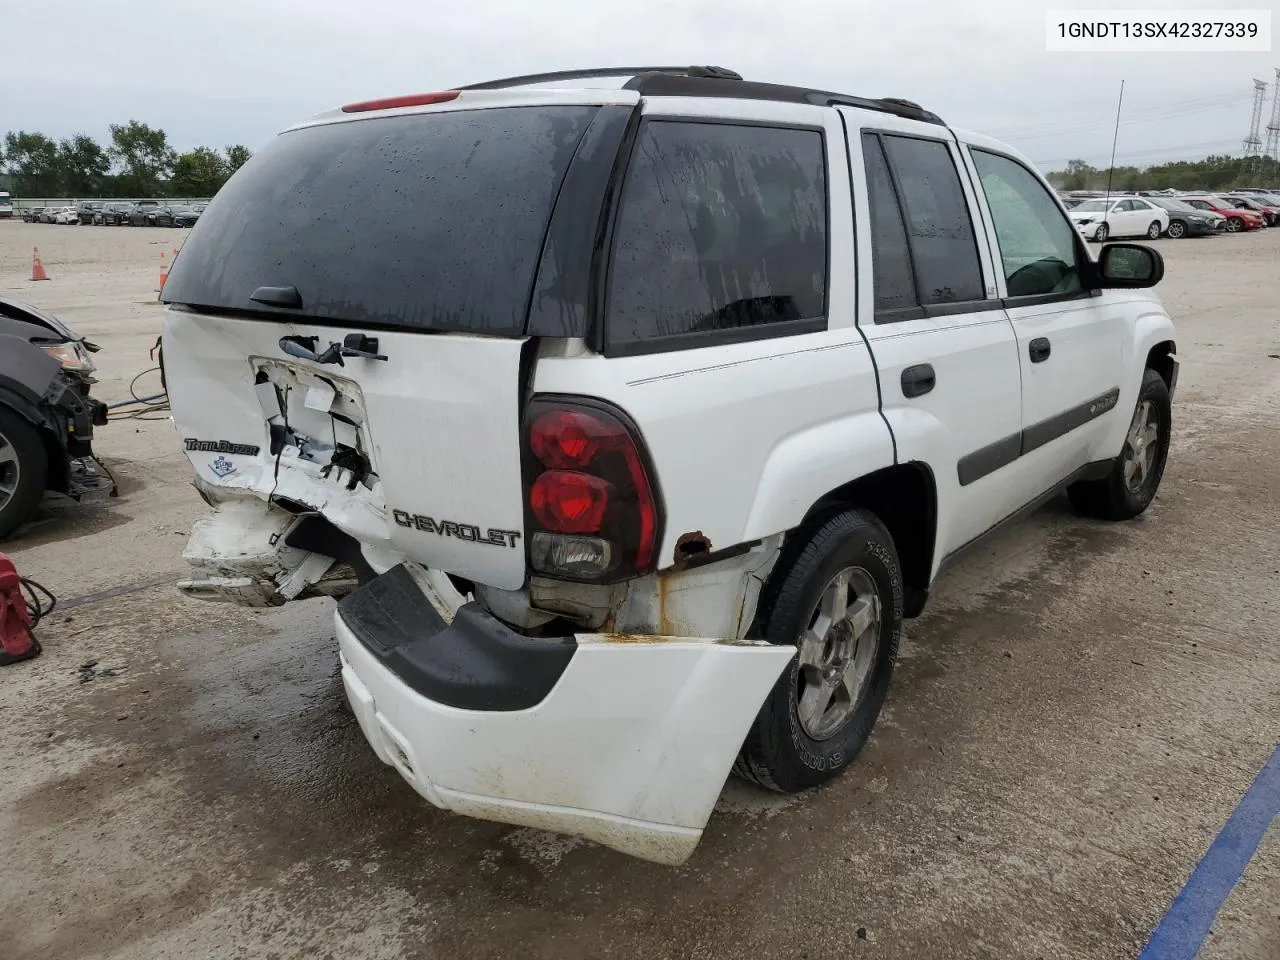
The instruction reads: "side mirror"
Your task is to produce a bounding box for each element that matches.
[1096,243,1164,289]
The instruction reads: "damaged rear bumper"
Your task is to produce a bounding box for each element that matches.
[336,563,793,864]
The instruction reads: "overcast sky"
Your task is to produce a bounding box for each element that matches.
[3,0,1276,172]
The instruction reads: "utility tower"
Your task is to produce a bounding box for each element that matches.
[1243,79,1267,175]
[1265,69,1280,186]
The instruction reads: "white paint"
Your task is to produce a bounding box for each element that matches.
[337,614,793,865]
[165,312,529,590]
[164,87,1178,864]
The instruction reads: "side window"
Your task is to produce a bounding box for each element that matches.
[861,134,917,317]
[605,120,828,351]
[879,135,986,306]
[1118,199,1139,212]
[970,149,1083,300]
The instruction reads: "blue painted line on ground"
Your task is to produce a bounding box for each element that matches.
[1138,743,1280,960]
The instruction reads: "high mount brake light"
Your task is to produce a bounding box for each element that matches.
[340,91,461,113]
[524,399,661,582]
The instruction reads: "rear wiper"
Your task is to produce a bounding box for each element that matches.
[251,285,303,308]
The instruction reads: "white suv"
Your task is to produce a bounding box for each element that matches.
[160,66,1177,865]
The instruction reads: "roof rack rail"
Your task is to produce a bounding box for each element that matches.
[459,65,743,91]
[622,73,945,126]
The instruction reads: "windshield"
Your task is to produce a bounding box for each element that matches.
[161,105,598,335]
[1153,199,1197,212]
[1072,199,1112,213]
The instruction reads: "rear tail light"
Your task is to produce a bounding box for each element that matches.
[523,397,662,582]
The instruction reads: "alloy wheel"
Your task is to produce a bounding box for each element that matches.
[795,566,883,741]
[0,428,21,514]
[1123,400,1159,494]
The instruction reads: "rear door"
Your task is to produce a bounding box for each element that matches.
[161,101,610,590]
[843,113,1026,559]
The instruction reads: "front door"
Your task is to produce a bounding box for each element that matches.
[962,144,1126,497]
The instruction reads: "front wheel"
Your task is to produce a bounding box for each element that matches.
[1068,368,1171,522]
[1166,220,1186,239]
[0,408,48,540]
[1226,217,1243,233]
[1147,221,1161,240]
[1094,223,1109,242]
[733,509,902,794]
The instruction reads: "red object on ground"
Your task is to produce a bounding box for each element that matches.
[0,552,40,665]
[30,246,49,282]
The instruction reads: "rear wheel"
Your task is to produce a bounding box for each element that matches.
[0,409,48,540]
[733,509,902,793]
[1166,220,1186,239]
[1068,368,1171,522]
[1147,221,1161,239]
[1094,223,1109,242]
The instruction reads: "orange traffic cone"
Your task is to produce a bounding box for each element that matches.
[30,247,49,282]
[158,250,168,293]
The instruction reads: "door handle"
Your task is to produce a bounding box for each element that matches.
[901,363,936,399]
[1029,338,1051,363]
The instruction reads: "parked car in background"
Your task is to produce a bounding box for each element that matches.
[1067,195,1169,241]
[54,207,80,225]
[0,297,112,538]
[0,192,12,219]
[76,201,103,224]
[39,208,59,223]
[154,204,202,227]
[128,200,162,226]
[1147,197,1225,238]
[1223,195,1280,226]
[1179,195,1265,232]
[22,207,45,223]
[101,202,135,225]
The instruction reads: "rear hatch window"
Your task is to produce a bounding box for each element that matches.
[162,105,598,335]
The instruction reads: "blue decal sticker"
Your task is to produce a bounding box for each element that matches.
[210,455,237,479]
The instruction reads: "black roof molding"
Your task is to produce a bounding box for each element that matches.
[459,65,742,90]
[624,73,944,125]
[456,66,942,125]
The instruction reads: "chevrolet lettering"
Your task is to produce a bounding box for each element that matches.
[392,510,521,548]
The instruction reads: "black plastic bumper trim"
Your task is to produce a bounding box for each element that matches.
[337,564,576,712]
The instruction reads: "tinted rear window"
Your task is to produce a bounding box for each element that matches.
[162,106,597,335]
[605,120,827,350]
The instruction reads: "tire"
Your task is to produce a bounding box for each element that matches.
[733,509,903,793]
[0,408,49,540]
[1166,220,1186,239]
[1226,217,1242,233]
[1094,223,1109,242]
[1068,368,1171,522]
[1147,221,1161,240]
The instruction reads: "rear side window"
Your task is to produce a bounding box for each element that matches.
[605,120,828,353]
[162,106,597,335]
[862,134,917,317]
[861,132,985,321]
[879,135,984,306]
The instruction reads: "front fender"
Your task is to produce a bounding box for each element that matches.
[740,411,895,542]
[1101,304,1177,458]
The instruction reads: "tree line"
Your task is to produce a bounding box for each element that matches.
[1,121,252,199]
[1046,154,1280,193]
